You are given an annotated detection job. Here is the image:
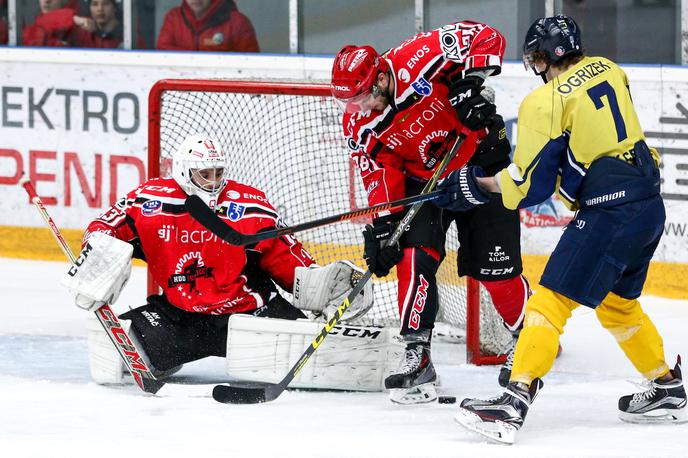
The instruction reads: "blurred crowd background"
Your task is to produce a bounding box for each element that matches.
[0,0,681,64]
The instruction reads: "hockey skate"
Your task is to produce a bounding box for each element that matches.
[619,356,688,424]
[385,342,437,404]
[498,338,516,388]
[455,379,543,445]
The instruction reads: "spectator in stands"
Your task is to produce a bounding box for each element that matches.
[22,0,80,47]
[23,0,143,49]
[157,0,259,52]
[0,0,7,45]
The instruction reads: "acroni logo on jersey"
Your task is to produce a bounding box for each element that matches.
[141,200,162,216]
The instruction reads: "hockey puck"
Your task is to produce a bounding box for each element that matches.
[438,396,457,404]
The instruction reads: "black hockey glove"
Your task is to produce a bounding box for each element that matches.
[435,166,491,212]
[470,115,512,175]
[363,220,403,278]
[448,77,496,131]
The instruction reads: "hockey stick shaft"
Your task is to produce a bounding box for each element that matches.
[187,189,444,246]
[21,180,164,394]
[213,134,466,403]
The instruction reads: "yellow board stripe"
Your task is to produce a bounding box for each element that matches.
[3,225,685,299]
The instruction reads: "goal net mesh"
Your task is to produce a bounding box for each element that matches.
[151,81,512,358]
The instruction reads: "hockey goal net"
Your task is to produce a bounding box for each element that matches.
[148,79,511,365]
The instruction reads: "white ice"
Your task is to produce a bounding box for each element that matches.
[1,258,687,458]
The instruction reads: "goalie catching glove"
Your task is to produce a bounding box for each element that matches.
[61,231,133,312]
[293,260,373,322]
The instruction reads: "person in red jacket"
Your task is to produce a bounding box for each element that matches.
[0,0,7,45]
[22,0,80,47]
[157,0,259,52]
[22,0,144,49]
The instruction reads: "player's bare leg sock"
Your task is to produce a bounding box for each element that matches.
[596,292,668,379]
[509,287,576,385]
[481,275,529,386]
[457,288,575,443]
[595,293,687,422]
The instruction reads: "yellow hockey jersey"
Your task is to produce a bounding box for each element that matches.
[497,56,659,210]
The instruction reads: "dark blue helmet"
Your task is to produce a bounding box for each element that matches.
[523,15,582,67]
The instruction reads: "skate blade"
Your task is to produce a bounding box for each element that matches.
[389,382,437,405]
[619,407,688,424]
[454,408,517,445]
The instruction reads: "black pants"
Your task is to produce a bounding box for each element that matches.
[120,294,306,371]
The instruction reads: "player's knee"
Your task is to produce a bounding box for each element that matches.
[595,292,645,342]
[524,287,577,334]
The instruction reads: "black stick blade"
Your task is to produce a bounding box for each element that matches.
[141,377,166,394]
[185,195,244,245]
[212,382,282,404]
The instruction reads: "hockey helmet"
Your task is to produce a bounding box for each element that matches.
[330,44,390,113]
[171,134,228,209]
[523,15,581,71]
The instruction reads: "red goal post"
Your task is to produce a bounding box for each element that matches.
[147,79,508,365]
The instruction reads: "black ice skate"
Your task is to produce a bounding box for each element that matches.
[498,338,516,388]
[455,379,543,445]
[385,342,437,404]
[619,355,687,424]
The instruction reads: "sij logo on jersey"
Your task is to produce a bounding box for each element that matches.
[141,200,162,217]
[227,202,246,221]
[411,77,432,96]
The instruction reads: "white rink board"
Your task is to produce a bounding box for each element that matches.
[1,49,688,263]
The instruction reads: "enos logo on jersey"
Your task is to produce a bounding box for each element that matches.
[142,200,163,216]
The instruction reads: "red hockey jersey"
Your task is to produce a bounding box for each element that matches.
[343,21,505,207]
[85,178,314,315]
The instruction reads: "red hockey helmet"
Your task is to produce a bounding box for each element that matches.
[330,45,389,113]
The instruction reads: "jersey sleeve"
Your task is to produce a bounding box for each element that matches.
[438,21,505,76]
[83,188,139,246]
[497,93,570,210]
[243,198,315,291]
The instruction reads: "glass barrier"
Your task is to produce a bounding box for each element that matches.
[562,0,679,64]
[428,0,547,61]
[302,0,416,54]
[4,0,683,64]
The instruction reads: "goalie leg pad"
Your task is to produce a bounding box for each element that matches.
[225,314,404,391]
[87,315,127,384]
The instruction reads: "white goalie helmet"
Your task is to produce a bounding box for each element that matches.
[172,134,229,208]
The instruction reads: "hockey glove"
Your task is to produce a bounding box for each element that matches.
[448,77,496,131]
[470,115,512,174]
[61,232,133,312]
[435,166,491,212]
[363,220,403,278]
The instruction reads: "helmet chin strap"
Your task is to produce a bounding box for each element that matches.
[532,62,551,83]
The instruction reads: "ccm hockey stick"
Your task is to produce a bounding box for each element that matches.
[22,180,164,394]
[210,134,466,404]
[186,190,444,246]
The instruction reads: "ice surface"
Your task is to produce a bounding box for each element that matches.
[1,258,687,457]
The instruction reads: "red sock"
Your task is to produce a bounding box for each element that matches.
[480,275,530,332]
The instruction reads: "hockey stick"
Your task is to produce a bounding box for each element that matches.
[211,134,466,404]
[21,180,164,394]
[186,189,444,246]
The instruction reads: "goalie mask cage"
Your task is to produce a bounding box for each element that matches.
[148,79,510,365]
